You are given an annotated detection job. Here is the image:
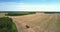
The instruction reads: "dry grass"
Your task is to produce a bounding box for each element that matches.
[0,13,5,17]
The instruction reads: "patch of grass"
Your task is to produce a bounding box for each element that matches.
[56,20,60,27]
[0,17,18,32]
[55,20,60,32]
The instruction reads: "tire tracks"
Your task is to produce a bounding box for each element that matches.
[32,14,53,32]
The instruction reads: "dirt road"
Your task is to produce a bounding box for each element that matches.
[9,13,60,32]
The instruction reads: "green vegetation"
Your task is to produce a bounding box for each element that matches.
[0,17,18,32]
[56,18,60,27]
[5,12,36,16]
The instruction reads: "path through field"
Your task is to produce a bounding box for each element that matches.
[9,13,60,32]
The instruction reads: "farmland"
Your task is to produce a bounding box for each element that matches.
[9,12,60,32]
[0,12,60,32]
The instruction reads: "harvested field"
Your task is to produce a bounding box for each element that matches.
[9,13,60,32]
[0,13,5,17]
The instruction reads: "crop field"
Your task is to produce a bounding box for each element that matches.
[8,12,60,32]
[0,13,6,17]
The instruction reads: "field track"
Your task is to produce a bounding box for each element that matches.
[9,13,60,32]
